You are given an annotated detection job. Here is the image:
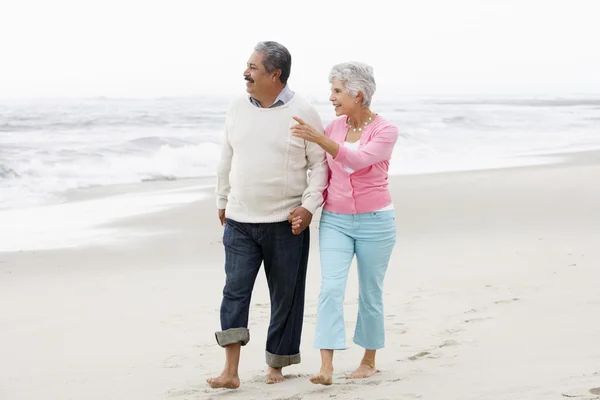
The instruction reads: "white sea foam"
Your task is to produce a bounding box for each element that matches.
[0,186,209,252]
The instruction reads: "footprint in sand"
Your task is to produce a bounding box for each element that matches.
[464,317,492,323]
[407,351,440,361]
[163,355,187,369]
[166,387,204,397]
[439,340,460,348]
[273,395,303,400]
[494,298,520,304]
[440,327,463,336]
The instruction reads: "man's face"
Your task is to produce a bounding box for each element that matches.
[243,51,278,97]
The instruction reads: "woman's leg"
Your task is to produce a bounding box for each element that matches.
[350,211,396,378]
[310,349,334,385]
[311,211,354,385]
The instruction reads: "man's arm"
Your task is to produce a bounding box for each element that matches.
[215,106,235,222]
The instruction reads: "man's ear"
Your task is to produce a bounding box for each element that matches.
[272,69,282,82]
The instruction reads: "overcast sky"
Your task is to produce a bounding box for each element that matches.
[0,0,598,99]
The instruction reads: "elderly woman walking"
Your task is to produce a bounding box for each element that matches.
[290,62,399,385]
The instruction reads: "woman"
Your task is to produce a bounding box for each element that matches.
[290,61,399,385]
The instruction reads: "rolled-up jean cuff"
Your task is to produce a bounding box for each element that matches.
[265,351,301,368]
[215,327,250,347]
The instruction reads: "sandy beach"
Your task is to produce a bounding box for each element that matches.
[1,153,600,400]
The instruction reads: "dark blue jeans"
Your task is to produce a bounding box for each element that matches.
[215,218,310,368]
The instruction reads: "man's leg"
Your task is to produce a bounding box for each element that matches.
[260,221,310,383]
[207,219,262,389]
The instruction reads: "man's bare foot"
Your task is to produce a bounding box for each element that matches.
[346,363,378,379]
[310,366,333,385]
[206,372,240,389]
[266,366,284,384]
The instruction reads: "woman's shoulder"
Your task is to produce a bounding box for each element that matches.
[371,114,399,137]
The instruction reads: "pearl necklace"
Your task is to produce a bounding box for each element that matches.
[347,112,374,132]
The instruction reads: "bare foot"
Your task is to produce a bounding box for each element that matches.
[346,363,378,379]
[310,366,333,385]
[206,372,240,389]
[266,366,284,384]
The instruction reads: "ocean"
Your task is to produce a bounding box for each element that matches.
[1,95,600,211]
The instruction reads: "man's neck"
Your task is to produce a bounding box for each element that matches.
[254,85,285,108]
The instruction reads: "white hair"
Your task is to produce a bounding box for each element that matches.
[328,62,376,107]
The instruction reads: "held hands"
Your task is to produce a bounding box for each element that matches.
[220,206,311,234]
[290,117,322,143]
[287,207,312,235]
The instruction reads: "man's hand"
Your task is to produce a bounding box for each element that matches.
[218,209,226,226]
[288,207,312,235]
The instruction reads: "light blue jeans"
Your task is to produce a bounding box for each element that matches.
[314,209,397,350]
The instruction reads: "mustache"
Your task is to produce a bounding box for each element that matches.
[244,76,254,83]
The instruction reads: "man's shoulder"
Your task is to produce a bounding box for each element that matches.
[226,94,250,112]
[289,93,318,113]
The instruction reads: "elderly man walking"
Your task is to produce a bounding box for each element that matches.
[207,41,328,389]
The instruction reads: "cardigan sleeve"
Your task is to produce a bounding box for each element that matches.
[333,123,399,170]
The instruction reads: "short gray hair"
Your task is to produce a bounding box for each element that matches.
[328,62,376,107]
[254,41,292,84]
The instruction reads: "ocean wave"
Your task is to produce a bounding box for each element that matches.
[0,142,221,209]
[0,164,20,179]
[433,98,600,107]
[0,117,214,132]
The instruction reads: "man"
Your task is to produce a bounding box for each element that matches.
[207,41,328,389]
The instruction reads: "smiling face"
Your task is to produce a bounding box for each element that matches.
[243,51,279,98]
[329,78,360,117]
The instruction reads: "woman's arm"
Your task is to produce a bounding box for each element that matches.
[290,116,339,157]
[333,125,399,171]
[291,116,399,170]
[314,134,339,158]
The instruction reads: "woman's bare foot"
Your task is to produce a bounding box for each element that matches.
[346,363,378,379]
[310,366,333,385]
[206,372,240,389]
[266,366,285,384]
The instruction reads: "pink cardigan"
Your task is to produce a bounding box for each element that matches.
[323,114,399,214]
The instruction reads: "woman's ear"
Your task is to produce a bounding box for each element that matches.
[355,91,364,105]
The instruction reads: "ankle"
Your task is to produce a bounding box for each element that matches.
[321,363,334,372]
[223,365,238,376]
[360,360,375,369]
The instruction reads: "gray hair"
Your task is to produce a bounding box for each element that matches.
[328,62,376,107]
[254,41,292,84]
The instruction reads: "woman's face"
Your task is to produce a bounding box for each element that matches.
[329,78,360,117]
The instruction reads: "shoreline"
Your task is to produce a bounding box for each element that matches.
[2,148,599,254]
[3,147,600,212]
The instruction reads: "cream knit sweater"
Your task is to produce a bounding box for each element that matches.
[215,94,328,223]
